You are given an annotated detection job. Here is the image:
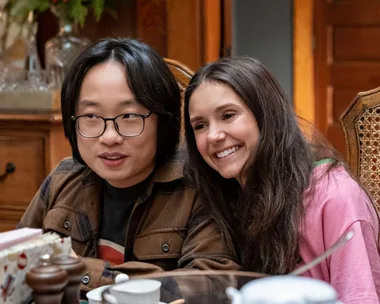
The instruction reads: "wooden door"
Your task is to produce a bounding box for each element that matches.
[314,0,380,157]
[136,0,222,71]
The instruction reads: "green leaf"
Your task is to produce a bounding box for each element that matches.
[68,0,88,27]
[37,0,51,12]
[9,1,35,18]
[9,0,50,18]
[92,0,105,21]
[7,0,126,26]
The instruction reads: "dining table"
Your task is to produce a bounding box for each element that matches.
[101,270,267,304]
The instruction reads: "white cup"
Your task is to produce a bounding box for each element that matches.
[86,285,112,304]
[109,279,161,304]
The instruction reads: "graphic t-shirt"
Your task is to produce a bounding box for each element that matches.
[97,179,148,265]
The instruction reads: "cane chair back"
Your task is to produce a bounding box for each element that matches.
[340,87,380,214]
[164,58,194,139]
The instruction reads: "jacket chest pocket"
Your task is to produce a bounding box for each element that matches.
[44,207,92,255]
[133,228,187,260]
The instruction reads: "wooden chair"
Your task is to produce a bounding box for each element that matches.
[340,87,380,213]
[165,58,194,91]
[164,58,194,141]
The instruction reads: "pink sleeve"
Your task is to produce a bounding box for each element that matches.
[329,220,380,304]
[308,166,380,303]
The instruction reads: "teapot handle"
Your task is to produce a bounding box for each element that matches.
[226,287,242,304]
[103,293,118,304]
[115,273,129,284]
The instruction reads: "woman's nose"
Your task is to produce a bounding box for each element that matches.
[207,126,226,143]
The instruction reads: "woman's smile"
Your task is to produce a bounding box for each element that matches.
[215,145,242,159]
[189,81,259,184]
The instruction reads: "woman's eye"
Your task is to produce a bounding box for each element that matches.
[193,124,205,131]
[222,113,235,120]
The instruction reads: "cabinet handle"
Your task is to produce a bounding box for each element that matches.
[0,162,16,182]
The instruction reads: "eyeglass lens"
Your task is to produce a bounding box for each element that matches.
[77,114,145,137]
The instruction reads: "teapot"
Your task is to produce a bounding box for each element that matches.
[226,276,341,304]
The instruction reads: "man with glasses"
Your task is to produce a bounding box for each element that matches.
[18,38,239,293]
[72,112,153,139]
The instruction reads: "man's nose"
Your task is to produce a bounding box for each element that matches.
[99,121,123,144]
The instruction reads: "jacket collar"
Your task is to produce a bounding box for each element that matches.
[151,148,186,183]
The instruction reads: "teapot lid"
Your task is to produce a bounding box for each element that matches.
[240,276,337,303]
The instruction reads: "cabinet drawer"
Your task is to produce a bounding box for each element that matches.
[0,136,45,227]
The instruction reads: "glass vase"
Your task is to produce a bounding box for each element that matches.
[45,7,89,89]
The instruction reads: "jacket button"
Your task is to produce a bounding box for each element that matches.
[82,275,90,285]
[63,220,71,230]
[161,243,170,253]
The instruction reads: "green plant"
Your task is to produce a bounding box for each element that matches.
[9,0,119,27]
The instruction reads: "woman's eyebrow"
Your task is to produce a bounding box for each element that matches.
[190,116,202,124]
[189,103,238,124]
[214,103,236,113]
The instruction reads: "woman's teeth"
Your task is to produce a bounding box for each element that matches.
[216,146,240,159]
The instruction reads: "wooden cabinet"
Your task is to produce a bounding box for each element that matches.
[0,113,71,232]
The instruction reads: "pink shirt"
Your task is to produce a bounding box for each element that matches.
[299,164,380,303]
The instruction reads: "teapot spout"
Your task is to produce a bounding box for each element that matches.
[226,287,242,304]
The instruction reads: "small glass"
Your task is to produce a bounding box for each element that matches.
[0,68,49,92]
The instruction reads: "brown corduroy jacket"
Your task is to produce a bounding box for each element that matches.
[18,153,239,291]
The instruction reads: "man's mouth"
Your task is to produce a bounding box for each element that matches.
[99,152,127,160]
[102,155,124,160]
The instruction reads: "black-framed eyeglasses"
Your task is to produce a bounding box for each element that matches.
[71,112,152,138]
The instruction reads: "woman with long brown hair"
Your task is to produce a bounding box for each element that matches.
[184,56,380,303]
